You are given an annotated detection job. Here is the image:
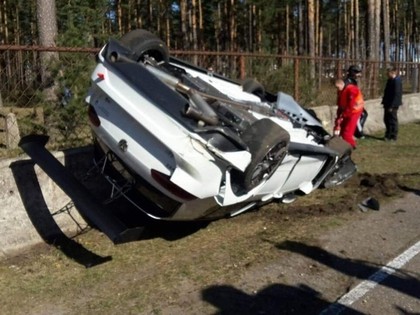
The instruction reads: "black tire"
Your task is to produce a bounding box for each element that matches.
[325,136,352,157]
[242,78,265,99]
[322,136,356,188]
[240,119,290,190]
[119,29,169,63]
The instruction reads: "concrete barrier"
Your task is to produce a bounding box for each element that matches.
[0,147,93,259]
[1,94,419,259]
[312,93,420,135]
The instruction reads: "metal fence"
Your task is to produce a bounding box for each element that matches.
[1,45,419,157]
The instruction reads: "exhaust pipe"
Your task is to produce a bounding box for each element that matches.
[184,90,219,125]
[109,50,217,124]
[144,64,220,125]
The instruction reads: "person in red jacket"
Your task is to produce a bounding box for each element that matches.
[333,79,364,148]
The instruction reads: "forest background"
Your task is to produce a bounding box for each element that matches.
[2,0,419,61]
[1,0,420,151]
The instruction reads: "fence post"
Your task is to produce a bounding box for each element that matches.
[5,113,20,149]
[413,66,419,93]
[239,55,246,80]
[294,59,300,101]
[336,59,342,78]
[417,64,420,93]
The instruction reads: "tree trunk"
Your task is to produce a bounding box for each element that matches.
[348,1,354,58]
[135,0,143,29]
[298,1,305,55]
[257,7,262,52]
[165,4,170,48]
[229,0,237,52]
[374,0,381,60]
[307,0,315,81]
[180,0,188,49]
[343,1,349,57]
[409,0,418,62]
[286,4,289,54]
[248,4,253,51]
[367,0,376,60]
[382,0,390,62]
[366,0,380,97]
[307,0,315,57]
[37,0,59,101]
[374,0,381,96]
[1,0,9,44]
[191,0,198,64]
[335,2,341,58]
[354,0,360,60]
[316,1,321,56]
[198,0,203,49]
[191,0,198,50]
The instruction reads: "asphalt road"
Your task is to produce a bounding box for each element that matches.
[199,192,420,315]
[102,172,420,315]
[285,192,420,315]
[331,193,420,315]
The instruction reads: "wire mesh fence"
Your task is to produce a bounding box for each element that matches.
[0,46,98,157]
[1,45,420,157]
[172,51,420,104]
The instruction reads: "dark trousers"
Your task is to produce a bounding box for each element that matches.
[384,107,399,140]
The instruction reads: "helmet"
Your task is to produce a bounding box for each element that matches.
[348,65,362,74]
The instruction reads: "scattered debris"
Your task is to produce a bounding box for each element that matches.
[358,197,380,212]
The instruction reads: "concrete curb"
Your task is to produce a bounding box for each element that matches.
[312,93,420,135]
[0,147,93,259]
[1,94,419,259]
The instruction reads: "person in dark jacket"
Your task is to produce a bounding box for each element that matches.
[381,68,403,141]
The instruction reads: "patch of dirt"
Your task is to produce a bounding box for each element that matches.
[264,173,407,225]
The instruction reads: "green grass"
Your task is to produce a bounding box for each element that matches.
[353,122,420,188]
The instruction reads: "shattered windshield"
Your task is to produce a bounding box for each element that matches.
[275,92,322,127]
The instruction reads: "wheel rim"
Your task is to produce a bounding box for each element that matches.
[249,142,287,187]
[137,50,165,63]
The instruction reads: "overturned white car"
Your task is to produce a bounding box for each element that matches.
[85,29,356,221]
[20,29,356,243]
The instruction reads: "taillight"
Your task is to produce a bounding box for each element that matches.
[151,169,197,201]
[88,105,101,127]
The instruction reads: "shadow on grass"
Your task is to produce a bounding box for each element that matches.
[138,220,210,241]
[398,185,420,196]
[10,159,112,268]
[10,156,207,267]
[398,173,420,196]
[105,196,210,242]
[202,283,363,315]
[363,134,385,141]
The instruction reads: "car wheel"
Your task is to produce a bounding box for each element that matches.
[325,136,352,157]
[119,29,169,63]
[322,136,356,188]
[242,78,265,99]
[240,119,290,190]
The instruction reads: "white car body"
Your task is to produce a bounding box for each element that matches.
[85,31,356,221]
